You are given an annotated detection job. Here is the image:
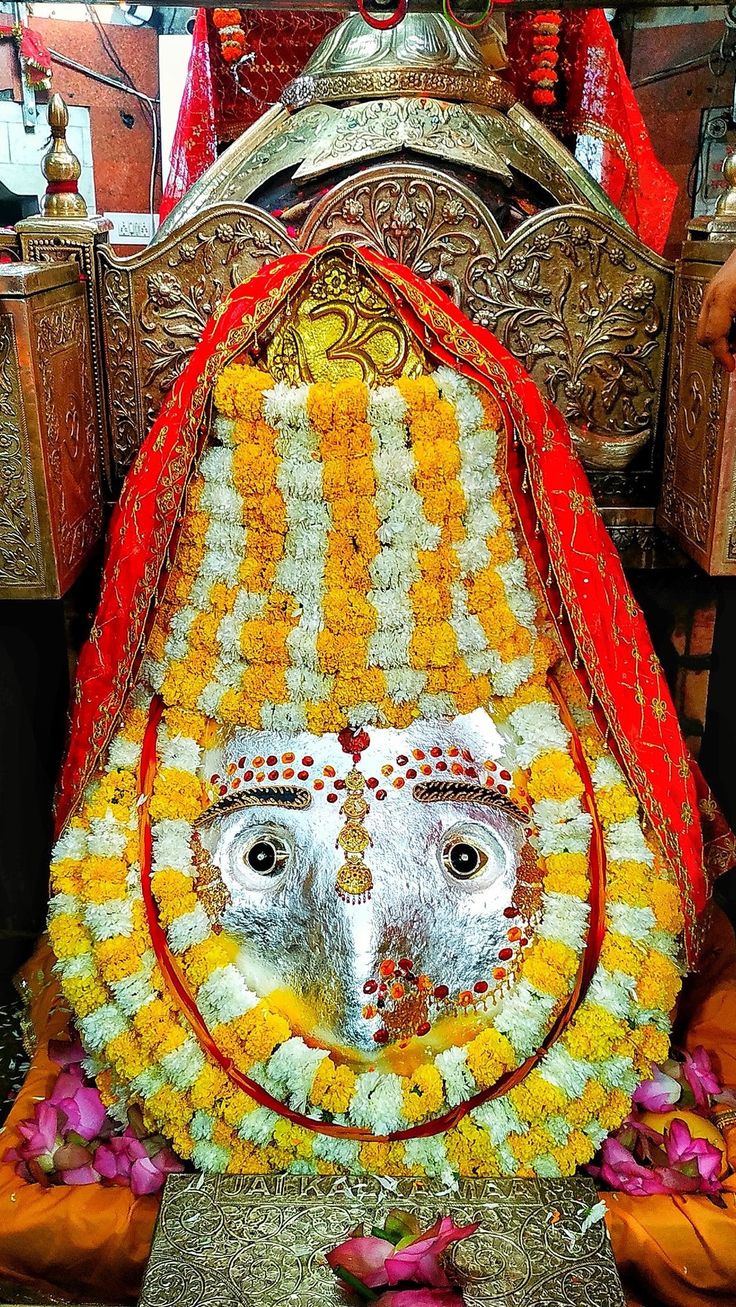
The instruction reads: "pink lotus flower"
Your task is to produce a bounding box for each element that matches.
[682,1048,722,1110]
[385,1218,479,1290]
[589,1137,671,1196]
[633,1067,681,1113]
[6,1101,63,1178]
[664,1117,722,1192]
[95,1127,183,1196]
[327,1235,396,1289]
[50,1064,108,1142]
[374,1293,465,1306]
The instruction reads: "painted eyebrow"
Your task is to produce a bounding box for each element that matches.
[194,786,311,830]
[412,779,529,825]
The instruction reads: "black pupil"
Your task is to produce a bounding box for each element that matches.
[449,843,480,876]
[247,840,277,873]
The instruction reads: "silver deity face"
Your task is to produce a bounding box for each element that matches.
[197,711,537,1062]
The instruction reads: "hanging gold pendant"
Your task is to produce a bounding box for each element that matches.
[335,766,373,903]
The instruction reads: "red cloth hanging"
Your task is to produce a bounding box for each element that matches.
[507,8,677,254]
[159,8,217,223]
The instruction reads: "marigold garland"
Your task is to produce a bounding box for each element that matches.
[47,366,684,1182]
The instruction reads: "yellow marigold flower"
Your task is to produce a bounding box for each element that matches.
[564,1005,626,1063]
[231,1004,290,1066]
[409,622,457,669]
[212,1119,237,1150]
[359,1142,408,1176]
[151,869,194,903]
[107,1030,147,1079]
[529,750,584,803]
[183,938,230,987]
[150,767,205,823]
[378,699,419,730]
[413,435,461,481]
[190,1063,230,1111]
[305,702,348,735]
[607,860,651,908]
[397,375,439,413]
[323,454,375,500]
[118,704,148,743]
[50,858,83,895]
[509,1071,567,1122]
[566,1128,595,1167]
[601,935,644,978]
[596,783,639,827]
[146,1084,192,1128]
[222,1090,256,1128]
[419,547,460,589]
[636,951,682,1013]
[162,707,216,746]
[523,938,578,999]
[466,1027,515,1088]
[455,677,490,716]
[402,1064,445,1123]
[598,1088,632,1132]
[214,363,272,421]
[79,856,128,886]
[94,936,145,983]
[310,1058,356,1116]
[48,912,90,960]
[542,852,589,900]
[630,1023,671,1074]
[408,580,451,622]
[508,1125,554,1165]
[651,881,683,934]
[566,1077,608,1127]
[445,1116,499,1177]
[273,1118,313,1159]
[61,974,108,1018]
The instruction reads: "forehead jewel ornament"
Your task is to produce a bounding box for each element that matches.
[335,727,373,905]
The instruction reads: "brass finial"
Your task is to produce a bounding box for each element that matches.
[41,94,88,220]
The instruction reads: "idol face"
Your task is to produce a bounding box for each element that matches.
[196,711,540,1062]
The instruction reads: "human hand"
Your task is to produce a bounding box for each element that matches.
[696,248,736,372]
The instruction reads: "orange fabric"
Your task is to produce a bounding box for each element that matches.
[3,917,736,1303]
[0,941,158,1302]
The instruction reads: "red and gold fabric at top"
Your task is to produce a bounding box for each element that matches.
[55,245,712,963]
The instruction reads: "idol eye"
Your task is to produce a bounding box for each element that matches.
[442,837,489,880]
[241,833,289,877]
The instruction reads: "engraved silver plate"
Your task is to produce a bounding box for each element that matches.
[139,1174,626,1307]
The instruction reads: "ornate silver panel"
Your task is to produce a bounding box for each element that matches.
[99,205,297,478]
[140,1174,626,1307]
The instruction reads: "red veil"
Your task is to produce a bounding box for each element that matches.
[57,246,718,964]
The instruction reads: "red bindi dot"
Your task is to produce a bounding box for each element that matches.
[433,984,449,999]
[363,980,378,994]
[392,777,405,789]
[298,770,308,780]
[499,947,513,961]
[473,980,488,993]
[500,770,512,781]
[430,747,442,758]
[503,906,519,918]
[231,777,241,790]
[436,760,448,772]
[334,778,346,790]
[396,755,408,766]
[211,774,220,784]
[413,749,425,760]
[268,770,279,781]
[366,777,378,789]
[314,779,324,791]
[238,758,246,769]
[376,789,387,800]
[218,785,228,796]
[497,784,508,795]
[266,756,277,767]
[406,768,417,780]
[465,767,477,779]
[448,746,460,758]
[302,756,314,766]
[416,1022,431,1037]
[283,768,294,780]
[398,958,413,971]
[327,793,338,803]
[373,1029,388,1044]
[493,967,506,981]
